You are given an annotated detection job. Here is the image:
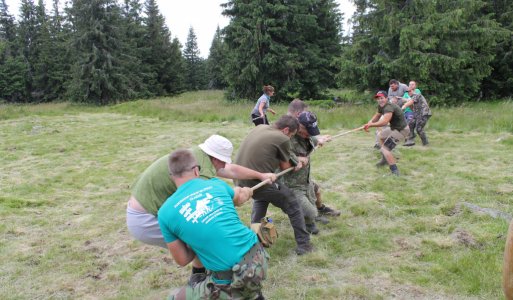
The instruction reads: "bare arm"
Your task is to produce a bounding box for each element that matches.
[402,99,413,110]
[167,240,196,267]
[233,187,253,206]
[217,164,277,183]
[258,101,266,117]
[366,112,392,128]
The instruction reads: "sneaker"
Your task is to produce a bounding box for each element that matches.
[315,215,330,224]
[317,205,341,217]
[403,140,415,147]
[375,158,388,168]
[187,272,207,287]
[295,243,314,255]
[306,223,319,235]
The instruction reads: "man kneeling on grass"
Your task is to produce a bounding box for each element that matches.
[158,149,268,300]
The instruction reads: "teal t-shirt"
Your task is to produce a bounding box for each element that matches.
[158,178,257,272]
[131,146,217,215]
[402,89,421,113]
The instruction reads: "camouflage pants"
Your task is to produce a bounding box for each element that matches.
[407,115,430,145]
[290,182,318,224]
[169,243,269,300]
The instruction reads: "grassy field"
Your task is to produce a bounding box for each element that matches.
[1,91,512,299]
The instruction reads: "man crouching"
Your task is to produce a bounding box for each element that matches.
[158,149,268,300]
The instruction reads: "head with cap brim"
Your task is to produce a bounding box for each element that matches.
[298,111,320,136]
[198,135,233,164]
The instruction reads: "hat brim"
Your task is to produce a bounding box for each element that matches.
[199,144,232,163]
[374,93,386,98]
[306,126,320,136]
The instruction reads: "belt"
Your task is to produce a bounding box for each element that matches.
[212,242,262,281]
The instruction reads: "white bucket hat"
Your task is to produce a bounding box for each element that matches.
[198,135,233,163]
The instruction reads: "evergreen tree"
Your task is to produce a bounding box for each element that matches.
[207,26,228,89]
[120,0,149,98]
[0,0,27,102]
[222,0,343,101]
[68,0,133,105]
[339,0,504,104]
[42,0,72,101]
[142,0,184,95]
[183,26,205,90]
[17,0,38,101]
[481,0,513,98]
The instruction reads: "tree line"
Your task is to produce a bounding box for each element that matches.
[0,0,511,105]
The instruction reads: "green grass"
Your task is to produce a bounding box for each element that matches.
[1,90,512,299]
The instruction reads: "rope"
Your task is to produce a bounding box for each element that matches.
[250,167,294,191]
[331,126,365,139]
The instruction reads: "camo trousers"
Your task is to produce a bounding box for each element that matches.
[290,181,318,224]
[407,115,430,145]
[168,243,269,300]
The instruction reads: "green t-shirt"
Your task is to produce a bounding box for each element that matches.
[402,89,421,113]
[131,146,217,215]
[378,102,407,131]
[235,125,291,187]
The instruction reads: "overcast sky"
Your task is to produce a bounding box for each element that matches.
[5,0,356,58]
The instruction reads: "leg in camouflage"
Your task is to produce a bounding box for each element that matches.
[169,244,269,300]
[415,115,430,146]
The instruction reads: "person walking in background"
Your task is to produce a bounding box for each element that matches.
[251,85,276,126]
[235,115,314,255]
[402,86,432,146]
[364,91,410,176]
[159,149,267,300]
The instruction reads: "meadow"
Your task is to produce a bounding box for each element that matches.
[1,91,513,299]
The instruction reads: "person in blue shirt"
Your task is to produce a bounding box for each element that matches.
[251,85,276,126]
[158,149,268,300]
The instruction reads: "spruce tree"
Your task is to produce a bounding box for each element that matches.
[222,0,343,101]
[0,0,27,102]
[183,26,205,90]
[142,0,184,95]
[68,0,132,105]
[339,0,504,104]
[207,26,228,89]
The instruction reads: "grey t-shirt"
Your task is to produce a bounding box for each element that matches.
[388,83,409,100]
[251,94,270,115]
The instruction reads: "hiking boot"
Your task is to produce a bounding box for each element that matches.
[315,215,330,225]
[373,144,381,150]
[317,204,341,217]
[375,157,388,168]
[295,243,314,255]
[187,272,207,287]
[403,140,415,147]
[306,223,319,235]
[391,169,400,176]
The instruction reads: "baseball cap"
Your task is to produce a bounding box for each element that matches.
[374,90,388,98]
[198,135,233,163]
[298,111,320,136]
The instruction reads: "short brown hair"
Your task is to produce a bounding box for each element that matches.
[168,149,197,177]
[263,85,275,94]
[273,115,299,132]
[288,99,308,114]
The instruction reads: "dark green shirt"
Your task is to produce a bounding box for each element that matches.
[378,102,407,131]
[235,125,291,187]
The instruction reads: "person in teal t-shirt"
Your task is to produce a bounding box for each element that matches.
[159,149,268,300]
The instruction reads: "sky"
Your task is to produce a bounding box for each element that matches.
[5,0,356,58]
